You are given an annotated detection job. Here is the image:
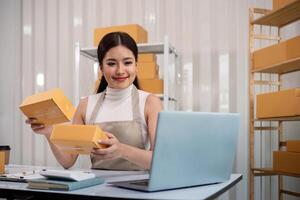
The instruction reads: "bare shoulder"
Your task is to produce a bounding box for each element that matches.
[79,96,88,107]
[145,94,163,113]
[72,96,88,124]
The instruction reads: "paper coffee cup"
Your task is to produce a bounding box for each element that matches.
[0,146,10,164]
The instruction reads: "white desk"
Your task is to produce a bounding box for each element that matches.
[0,165,242,200]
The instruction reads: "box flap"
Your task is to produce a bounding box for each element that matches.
[20,88,64,107]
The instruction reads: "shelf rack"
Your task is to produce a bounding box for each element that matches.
[249,1,300,200]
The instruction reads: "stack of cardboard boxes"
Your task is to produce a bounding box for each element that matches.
[93,24,163,94]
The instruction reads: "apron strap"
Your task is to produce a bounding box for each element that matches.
[131,86,143,123]
[88,91,105,125]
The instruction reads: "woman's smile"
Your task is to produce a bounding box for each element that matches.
[112,76,129,82]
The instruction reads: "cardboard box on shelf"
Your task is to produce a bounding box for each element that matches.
[286,140,300,153]
[138,53,157,63]
[19,89,76,125]
[253,35,300,70]
[50,125,108,154]
[286,35,300,60]
[252,41,287,70]
[256,88,300,119]
[273,0,296,10]
[138,79,164,94]
[94,24,148,46]
[137,62,158,79]
[273,151,300,174]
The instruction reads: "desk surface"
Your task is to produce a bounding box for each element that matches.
[0,165,242,200]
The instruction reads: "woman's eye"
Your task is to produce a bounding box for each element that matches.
[107,62,116,66]
[124,61,133,66]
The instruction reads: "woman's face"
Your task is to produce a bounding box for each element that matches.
[100,45,137,89]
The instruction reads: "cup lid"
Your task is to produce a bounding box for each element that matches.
[0,145,11,150]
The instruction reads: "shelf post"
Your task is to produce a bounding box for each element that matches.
[163,36,169,110]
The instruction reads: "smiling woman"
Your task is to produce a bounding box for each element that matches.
[97,32,140,93]
[26,32,163,171]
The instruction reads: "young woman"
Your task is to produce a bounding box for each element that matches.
[26,32,163,170]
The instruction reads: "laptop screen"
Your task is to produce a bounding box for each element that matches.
[148,111,240,191]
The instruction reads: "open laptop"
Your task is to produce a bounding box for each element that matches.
[112,111,240,192]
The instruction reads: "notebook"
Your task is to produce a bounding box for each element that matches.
[112,111,240,192]
[27,177,104,191]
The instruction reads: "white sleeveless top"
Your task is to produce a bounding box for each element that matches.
[85,85,151,149]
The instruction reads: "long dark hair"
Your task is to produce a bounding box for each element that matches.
[97,32,139,93]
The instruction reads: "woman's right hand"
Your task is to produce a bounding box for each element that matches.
[25,118,53,139]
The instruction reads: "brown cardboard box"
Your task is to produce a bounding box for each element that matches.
[50,124,108,154]
[273,151,300,174]
[286,35,300,60]
[19,89,76,125]
[256,88,300,119]
[273,0,296,10]
[138,54,157,62]
[94,24,148,46]
[253,35,300,70]
[287,140,300,153]
[138,79,164,94]
[0,152,4,174]
[253,41,287,70]
[137,62,158,79]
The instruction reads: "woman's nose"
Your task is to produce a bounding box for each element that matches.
[116,63,125,74]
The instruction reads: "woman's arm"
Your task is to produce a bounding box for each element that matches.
[27,97,88,169]
[93,94,163,170]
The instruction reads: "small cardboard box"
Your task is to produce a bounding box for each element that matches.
[286,35,300,60]
[19,89,75,125]
[273,0,296,10]
[273,151,300,174]
[50,124,108,154]
[138,79,164,94]
[138,53,157,62]
[94,24,148,46]
[253,35,300,71]
[287,140,300,153]
[137,62,158,79]
[0,152,4,174]
[256,88,300,119]
[253,41,287,70]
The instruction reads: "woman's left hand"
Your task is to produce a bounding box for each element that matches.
[91,132,124,160]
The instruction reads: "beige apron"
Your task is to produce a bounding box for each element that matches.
[89,86,146,170]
